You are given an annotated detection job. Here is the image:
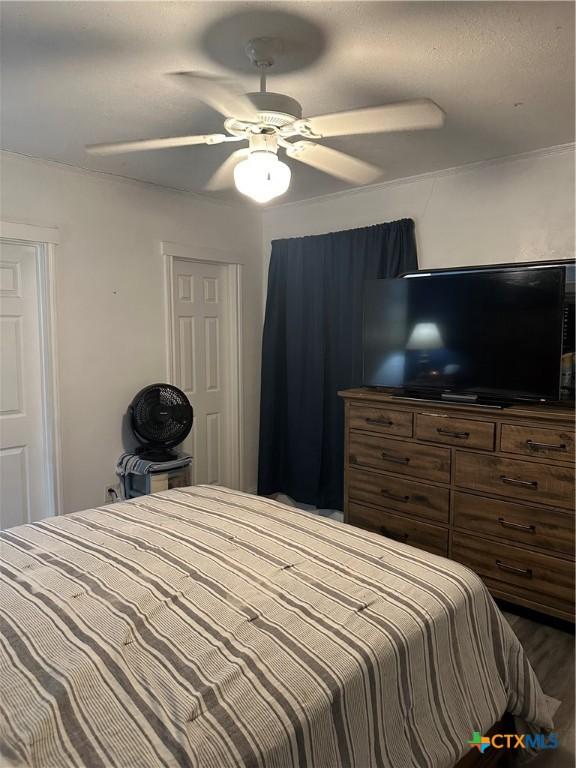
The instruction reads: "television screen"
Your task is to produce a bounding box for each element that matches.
[362,267,565,402]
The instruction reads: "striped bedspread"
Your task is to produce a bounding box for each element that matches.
[0,486,553,768]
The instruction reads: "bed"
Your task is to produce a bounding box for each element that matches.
[0,485,553,767]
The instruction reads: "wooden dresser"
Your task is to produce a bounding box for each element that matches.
[339,388,575,622]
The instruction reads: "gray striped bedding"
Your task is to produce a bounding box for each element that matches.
[0,485,553,768]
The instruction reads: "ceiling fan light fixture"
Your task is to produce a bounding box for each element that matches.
[233,150,291,203]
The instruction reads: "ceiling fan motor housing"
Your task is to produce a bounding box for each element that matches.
[246,91,303,127]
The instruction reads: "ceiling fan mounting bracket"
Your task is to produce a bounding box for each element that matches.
[245,37,283,70]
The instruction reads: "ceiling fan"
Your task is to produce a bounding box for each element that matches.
[86,37,445,203]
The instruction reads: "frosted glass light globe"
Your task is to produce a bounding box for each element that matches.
[234,151,291,203]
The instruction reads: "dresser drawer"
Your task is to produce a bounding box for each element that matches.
[415,412,495,450]
[349,433,451,483]
[500,423,575,462]
[452,532,575,616]
[349,403,413,437]
[349,468,449,523]
[348,503,449,557]
[454,451,574,510]
[453,492,574,557]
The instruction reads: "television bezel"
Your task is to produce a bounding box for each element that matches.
[362,262,570,406]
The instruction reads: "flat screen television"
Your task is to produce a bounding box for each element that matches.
[362,266,565,404]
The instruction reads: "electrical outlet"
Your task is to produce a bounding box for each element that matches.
[104,484,121,504]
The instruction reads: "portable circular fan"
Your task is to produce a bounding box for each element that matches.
[129,384,193,461]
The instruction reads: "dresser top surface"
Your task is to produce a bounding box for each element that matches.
[338,387,575,424]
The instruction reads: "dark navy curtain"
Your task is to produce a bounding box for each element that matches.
[258,218,418,510]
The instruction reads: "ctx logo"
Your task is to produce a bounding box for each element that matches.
[468,731,559,753]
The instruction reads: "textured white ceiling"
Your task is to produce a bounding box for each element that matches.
[1,1,574,205]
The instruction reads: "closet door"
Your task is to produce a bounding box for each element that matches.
[171,258,236,487]
[0,241,47,528]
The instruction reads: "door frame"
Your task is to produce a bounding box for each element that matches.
[161,241,243,490]
[0,220,62,518]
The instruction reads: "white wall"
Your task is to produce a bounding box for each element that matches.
[1,151,262,514]
[262,145,575,280]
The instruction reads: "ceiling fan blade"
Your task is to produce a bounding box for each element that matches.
[285,141,382,185]
[167,71,258,122]
[205,148,250,191]
[86,133,228,156]
[305,99,445,138]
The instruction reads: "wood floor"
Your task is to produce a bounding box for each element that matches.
[503,608,575,767]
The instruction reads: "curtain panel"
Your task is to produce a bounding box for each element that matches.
[258,218,418,509]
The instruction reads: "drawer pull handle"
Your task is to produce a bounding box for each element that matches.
[497,517,536,534]
[380,451,410,465]
[437,428,470,439]
[500,475,538,489]
[380,489,410,503]
[526,439,567,452]
[379,526,409,542]
[496,560,533,578]
[366,417,393,426]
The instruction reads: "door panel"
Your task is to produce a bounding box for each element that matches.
[204,316,220,391]
[0,446,28,530]
[172,259,233,487]
[0,241,46,528]
[1,315,24,413]
[178,317,196,392]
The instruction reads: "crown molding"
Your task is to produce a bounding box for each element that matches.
[2,142,574,215]
[0,149,252,211]
[265,142,576,213]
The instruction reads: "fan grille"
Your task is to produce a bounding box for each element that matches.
[130,384,193,447]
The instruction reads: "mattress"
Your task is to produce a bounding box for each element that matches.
[0,485,553,767]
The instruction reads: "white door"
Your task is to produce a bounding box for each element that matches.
[0,241,47,528]
[171,259,238,487]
